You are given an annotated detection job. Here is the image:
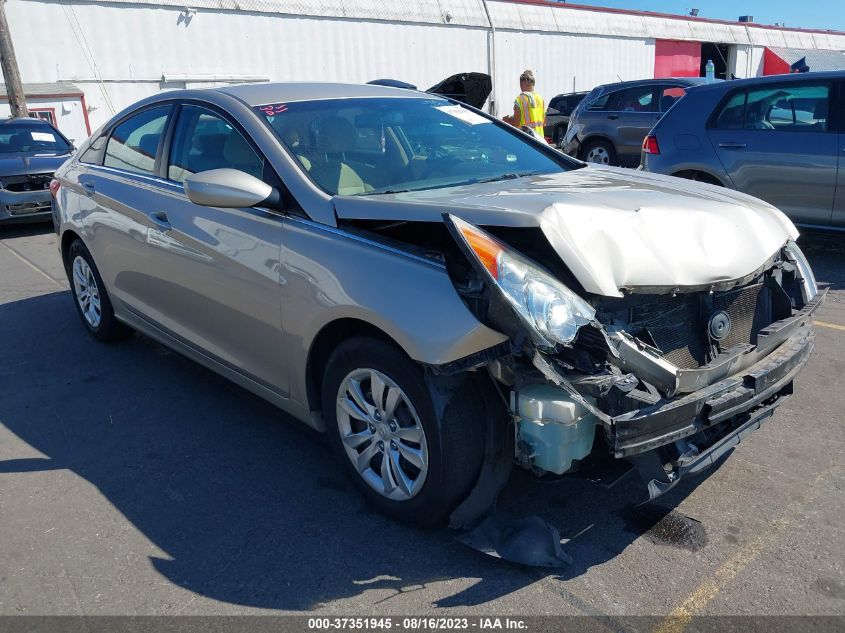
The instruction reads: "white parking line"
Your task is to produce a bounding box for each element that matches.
[816,321,845,332]
[0,240,65,288]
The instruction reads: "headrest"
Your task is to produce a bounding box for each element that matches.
[136,133,160,158]
[314,116,356,154]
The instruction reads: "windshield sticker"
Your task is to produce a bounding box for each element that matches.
[258,103,288,116]
[31,132,57,142]
[435,105,490,125]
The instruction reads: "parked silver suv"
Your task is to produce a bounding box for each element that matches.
[52,82,822,533]
[562,77,711,167]
[641,71,845,229]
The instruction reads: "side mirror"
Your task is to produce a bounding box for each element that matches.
[184,168,280,209]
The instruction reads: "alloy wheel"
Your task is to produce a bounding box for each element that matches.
[335,368,429,501]
[71,255,102,328]
[586,146,610,164]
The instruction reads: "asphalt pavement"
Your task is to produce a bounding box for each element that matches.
[0,223,843,622]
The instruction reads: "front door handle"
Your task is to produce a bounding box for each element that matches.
[718,142,747,150]
[148,211,172,231]
[607,114,619,120]
[81,181,96,196]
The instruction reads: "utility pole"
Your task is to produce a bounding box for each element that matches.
[0,0,27,117]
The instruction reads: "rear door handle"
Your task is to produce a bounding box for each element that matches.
[607,114,619,120]
[148,211,172,231]
[718,142,746,150]
[81,181,96,195]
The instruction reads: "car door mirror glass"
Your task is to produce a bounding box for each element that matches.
[184,168,279,209]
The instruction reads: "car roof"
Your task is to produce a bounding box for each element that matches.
[592,77,711,92]
[1,117,55,126]
[214,81,442,106]
[685,70,845,94]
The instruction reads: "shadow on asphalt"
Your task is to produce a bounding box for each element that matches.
[0,292,714,609]
[0,221,54,239]
[2,220,842,611]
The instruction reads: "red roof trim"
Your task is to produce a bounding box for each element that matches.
[502,0,845,38]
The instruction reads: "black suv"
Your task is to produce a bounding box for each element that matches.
[544,91,587,146]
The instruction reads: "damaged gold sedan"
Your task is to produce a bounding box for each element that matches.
[52,82,823,565]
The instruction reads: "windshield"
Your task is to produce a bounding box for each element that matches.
[0,123,71,154]
[254,97,570,196]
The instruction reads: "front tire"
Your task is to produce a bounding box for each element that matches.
[322,337,486,526]
[65,239,131,342]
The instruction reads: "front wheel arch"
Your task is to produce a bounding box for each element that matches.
[306,318,405,414]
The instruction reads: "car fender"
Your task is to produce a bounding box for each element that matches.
[280,217,508,413]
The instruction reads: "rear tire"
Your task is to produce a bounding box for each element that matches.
[65,239,132,342]
[322,337,486,527]
[580,138,617,166]
[675,170,723,187]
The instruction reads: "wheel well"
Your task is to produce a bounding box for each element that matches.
[579,135,616,156]
[305,318,403,413]
[672,170,723,187]
[60,230,81,267]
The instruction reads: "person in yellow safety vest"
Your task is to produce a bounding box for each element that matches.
[503,69,546,140]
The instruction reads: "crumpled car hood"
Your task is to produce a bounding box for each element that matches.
[333,165,798,297]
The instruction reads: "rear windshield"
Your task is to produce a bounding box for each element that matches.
[0,123,71,154]
[254,97,571,196]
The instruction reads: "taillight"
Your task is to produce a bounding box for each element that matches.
[642,135,660,155]
[49,179,60,198]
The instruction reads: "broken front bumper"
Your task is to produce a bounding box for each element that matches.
[0,189,53,224]
[611,290,824,459]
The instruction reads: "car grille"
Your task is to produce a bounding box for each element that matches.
[1,173,53,192]
[629,283,772,369]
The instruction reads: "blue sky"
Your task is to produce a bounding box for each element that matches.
[563,1,844,32]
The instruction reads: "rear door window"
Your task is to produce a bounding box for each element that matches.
[714,91,747,129]
[606,86,657,113]
[714,83,830,132]
[168,105,264,183]
[103,106,170,175]
[659,86,687,112]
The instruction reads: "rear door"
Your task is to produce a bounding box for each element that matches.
[707,80,837,226]
[142,103,290,394]
[75,104,174,312]
[604,85,660,166]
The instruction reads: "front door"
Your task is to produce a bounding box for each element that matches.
[708,80,837,226]
[139,104,289,395]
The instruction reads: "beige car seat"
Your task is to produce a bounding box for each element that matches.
[308,116,371,195]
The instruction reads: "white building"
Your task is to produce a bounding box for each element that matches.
[7,0,845,136]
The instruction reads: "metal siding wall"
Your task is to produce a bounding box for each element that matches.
[0,97,88,143]
[492,31,655,114]
[5,0,845,132]
[8,1,489,129]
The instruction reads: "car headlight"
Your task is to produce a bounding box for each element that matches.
[446,214,595,348]
[784,241,818,302]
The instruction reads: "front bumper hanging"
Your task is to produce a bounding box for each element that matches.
[612,290,824,458]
